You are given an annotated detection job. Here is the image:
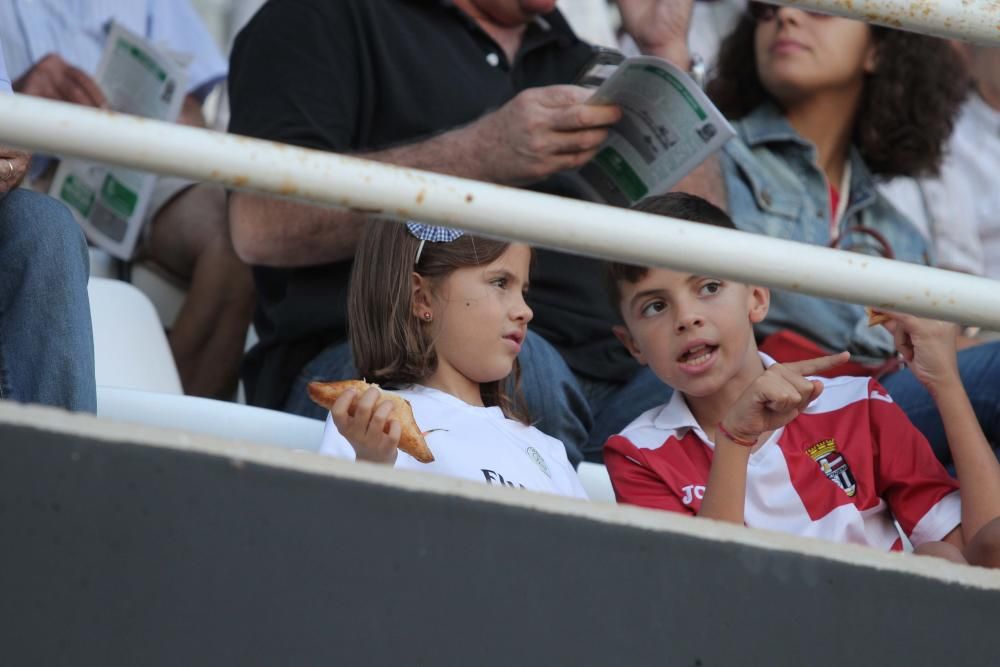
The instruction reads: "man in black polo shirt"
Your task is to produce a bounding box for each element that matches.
[228,0,714,464]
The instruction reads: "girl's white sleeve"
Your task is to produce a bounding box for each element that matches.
[318,414,357,460]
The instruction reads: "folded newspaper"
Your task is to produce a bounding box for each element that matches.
[48,22,186,260]
[576,56,734,206]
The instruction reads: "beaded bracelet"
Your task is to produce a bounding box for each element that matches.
[716,422,759,448]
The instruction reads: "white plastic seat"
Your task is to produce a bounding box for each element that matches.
[89,248,188,328]
[130,263,187,329]
[97,386,325,451]
[578,462,616,503]
[88,277,183,394]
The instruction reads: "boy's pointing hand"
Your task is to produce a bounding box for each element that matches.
[719,352,850,447]
[780,352,853,384]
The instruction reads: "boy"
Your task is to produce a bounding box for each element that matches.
[604,193,1000,567]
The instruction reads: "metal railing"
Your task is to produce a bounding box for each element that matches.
[1,93,998,329]
[773,0,1000,44]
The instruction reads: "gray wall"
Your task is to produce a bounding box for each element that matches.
[1,415,998,666]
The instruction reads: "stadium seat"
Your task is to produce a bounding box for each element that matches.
[97,385,325,451]
[88,277,183,394]
[89,248,188,329]
[578,461,616,503]
[130,263,187,329]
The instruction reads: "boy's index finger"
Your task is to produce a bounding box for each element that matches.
[780,351,850,378]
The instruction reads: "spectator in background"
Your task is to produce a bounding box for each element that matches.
[0,0,255,400]
[706,3,1000,465]
[0,45,96,412]
[881,44,1000,286]
[228,0,720,465]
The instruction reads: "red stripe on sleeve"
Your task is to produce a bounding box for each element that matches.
[604,435,700,515]
[867,380,959,537]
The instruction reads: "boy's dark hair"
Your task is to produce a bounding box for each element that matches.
[606,193,736,315]
[348,219,531,423]
[706,13,968,179]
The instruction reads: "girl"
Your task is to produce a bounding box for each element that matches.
[317,220,586,499]
[705,4,1000,465]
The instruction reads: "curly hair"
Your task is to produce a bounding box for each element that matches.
[706,11,969,179]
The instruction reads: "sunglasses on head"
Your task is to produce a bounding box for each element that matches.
[748,2,834,22]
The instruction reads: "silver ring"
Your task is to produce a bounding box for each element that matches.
[0,159,13,181]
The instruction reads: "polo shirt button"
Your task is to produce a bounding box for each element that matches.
[486,52,500,67]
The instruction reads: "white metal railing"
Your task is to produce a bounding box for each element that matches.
[1,94,999,329]
[774,0,1000,45]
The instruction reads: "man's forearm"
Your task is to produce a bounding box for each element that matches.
[229,193,364,266]
[374,123,492,180]
[228,126,498,267]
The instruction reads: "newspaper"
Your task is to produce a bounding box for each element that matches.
[576,56,735,206]
[49,22,186,259]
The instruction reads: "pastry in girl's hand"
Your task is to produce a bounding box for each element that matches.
[308,380,435,463]
[865,307,891,328]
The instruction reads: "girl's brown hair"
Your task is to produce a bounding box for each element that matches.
[347,219,531,423]
[707,9,969,179]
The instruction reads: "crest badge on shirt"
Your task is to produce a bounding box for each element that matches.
[525,447,551,478]
[806,439,857,497]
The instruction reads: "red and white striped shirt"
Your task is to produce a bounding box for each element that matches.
[605,360,961,550]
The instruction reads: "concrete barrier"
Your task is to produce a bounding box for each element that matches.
[2,402,999,666]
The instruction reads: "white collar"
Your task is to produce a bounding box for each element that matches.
[651,352,778,436]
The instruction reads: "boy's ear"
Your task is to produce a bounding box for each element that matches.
[613,324,647,365]
[411,272,432,318]
[748,285,770,324]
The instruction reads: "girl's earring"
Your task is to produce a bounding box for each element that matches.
[422,312,433,322]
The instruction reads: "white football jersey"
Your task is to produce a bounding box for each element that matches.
[320,385,587,500]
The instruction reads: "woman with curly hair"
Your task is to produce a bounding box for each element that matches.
[704,3,1000,465]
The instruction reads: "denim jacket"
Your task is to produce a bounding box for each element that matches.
[721,103,930,363]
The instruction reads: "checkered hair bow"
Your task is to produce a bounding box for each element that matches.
[405,221,464,264]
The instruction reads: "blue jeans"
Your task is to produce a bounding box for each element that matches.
[881,341,1000,465]
[0,189,96,412]
[284,331,671,466]
[285,340,356,422]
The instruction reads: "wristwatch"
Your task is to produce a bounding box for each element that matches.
[689,52,707,90]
